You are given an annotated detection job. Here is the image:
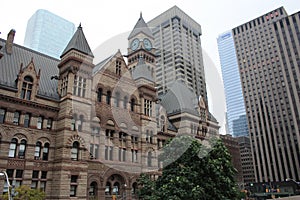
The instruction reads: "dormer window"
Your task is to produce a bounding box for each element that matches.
[21,76,33,100]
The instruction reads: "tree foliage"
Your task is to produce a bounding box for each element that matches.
[1,185,45,200]
[137,135,239,200]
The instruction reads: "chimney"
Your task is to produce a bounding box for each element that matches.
[6,29,15,54]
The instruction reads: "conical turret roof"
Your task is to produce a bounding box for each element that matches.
[60,24,93,58]
[128,13,153,39]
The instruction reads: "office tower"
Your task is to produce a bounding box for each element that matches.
[24,9,75,58]
[217,31,249,137]
[148,6,207,103]
[237,136,255,184]
[233,7,300,182]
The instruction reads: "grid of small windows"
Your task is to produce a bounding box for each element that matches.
[20,76,33,100]
[60,76,68,96]
[116,60,121,75]
[73,75,86,97]
[144,99,152,116]
[31,170,47,191]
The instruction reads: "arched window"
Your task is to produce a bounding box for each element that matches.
[8,138,17,158]
[89,182,97,197]
[147,151,152,167]
[34,141,42,159]
[18,139,27,158]
[71,141,79,161]
[21,76,33,100]
[130,98,135,112]
[97,88,102,102]
[43,143,50,160]
[123,96,128,109]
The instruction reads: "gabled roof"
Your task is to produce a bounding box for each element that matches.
[60,24,94,58]
[92,54,114,75]
[128,13,154,39]
[132,56,154,83]
[0,38,60,100]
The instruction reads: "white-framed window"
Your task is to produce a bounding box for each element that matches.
[73,75,86,97]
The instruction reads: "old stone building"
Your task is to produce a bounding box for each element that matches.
[0,15,219,200]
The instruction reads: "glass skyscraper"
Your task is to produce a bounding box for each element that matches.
[217,31,248,137]
[24,9,75,58]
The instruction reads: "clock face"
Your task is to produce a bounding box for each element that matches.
[143,38,152,50]
[131,38,139,51]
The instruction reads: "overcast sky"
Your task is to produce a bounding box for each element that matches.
[0,0,299,134]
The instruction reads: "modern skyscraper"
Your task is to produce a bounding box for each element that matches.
[233,7,300,182]
[217,31,249,137]
[24,9,75,58]
[147,6,207,103]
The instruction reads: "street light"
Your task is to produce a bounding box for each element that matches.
[0,171,12,200]
[286,178,300,184]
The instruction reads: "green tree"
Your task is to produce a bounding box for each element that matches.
[1,185,45,200]
[137,135,239,200]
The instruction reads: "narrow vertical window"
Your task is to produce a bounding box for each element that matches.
[70,175,78,197]
[18,139,27,158]
[123,96,128,109]
[82,78,86,97]
[130,98,135,112]
[21,76,33,100]
[34,141,42,159]
[13,111,20,125]
[94,144,99,159]
[109,146,113,160]
[97,88,102,102]
[47,118,53,129]
[8,138,17,158]
[0,108,6,123]
[78,115,84,132]
[24,113,31,128]
[71,141,79,161]
[37,116,43,129]
[43,143,49,160]
[106,91,111,105]
[116,60,121,75]
[147,151,152,167]
[114,92,120,107]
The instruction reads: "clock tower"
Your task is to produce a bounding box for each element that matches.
[127,13,156,82]
[127,13,159,170]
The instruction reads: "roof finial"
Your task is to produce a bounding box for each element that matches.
[78,23,82,29]
[140,12,142,19]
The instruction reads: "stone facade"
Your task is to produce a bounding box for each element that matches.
[0,15,219,200]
